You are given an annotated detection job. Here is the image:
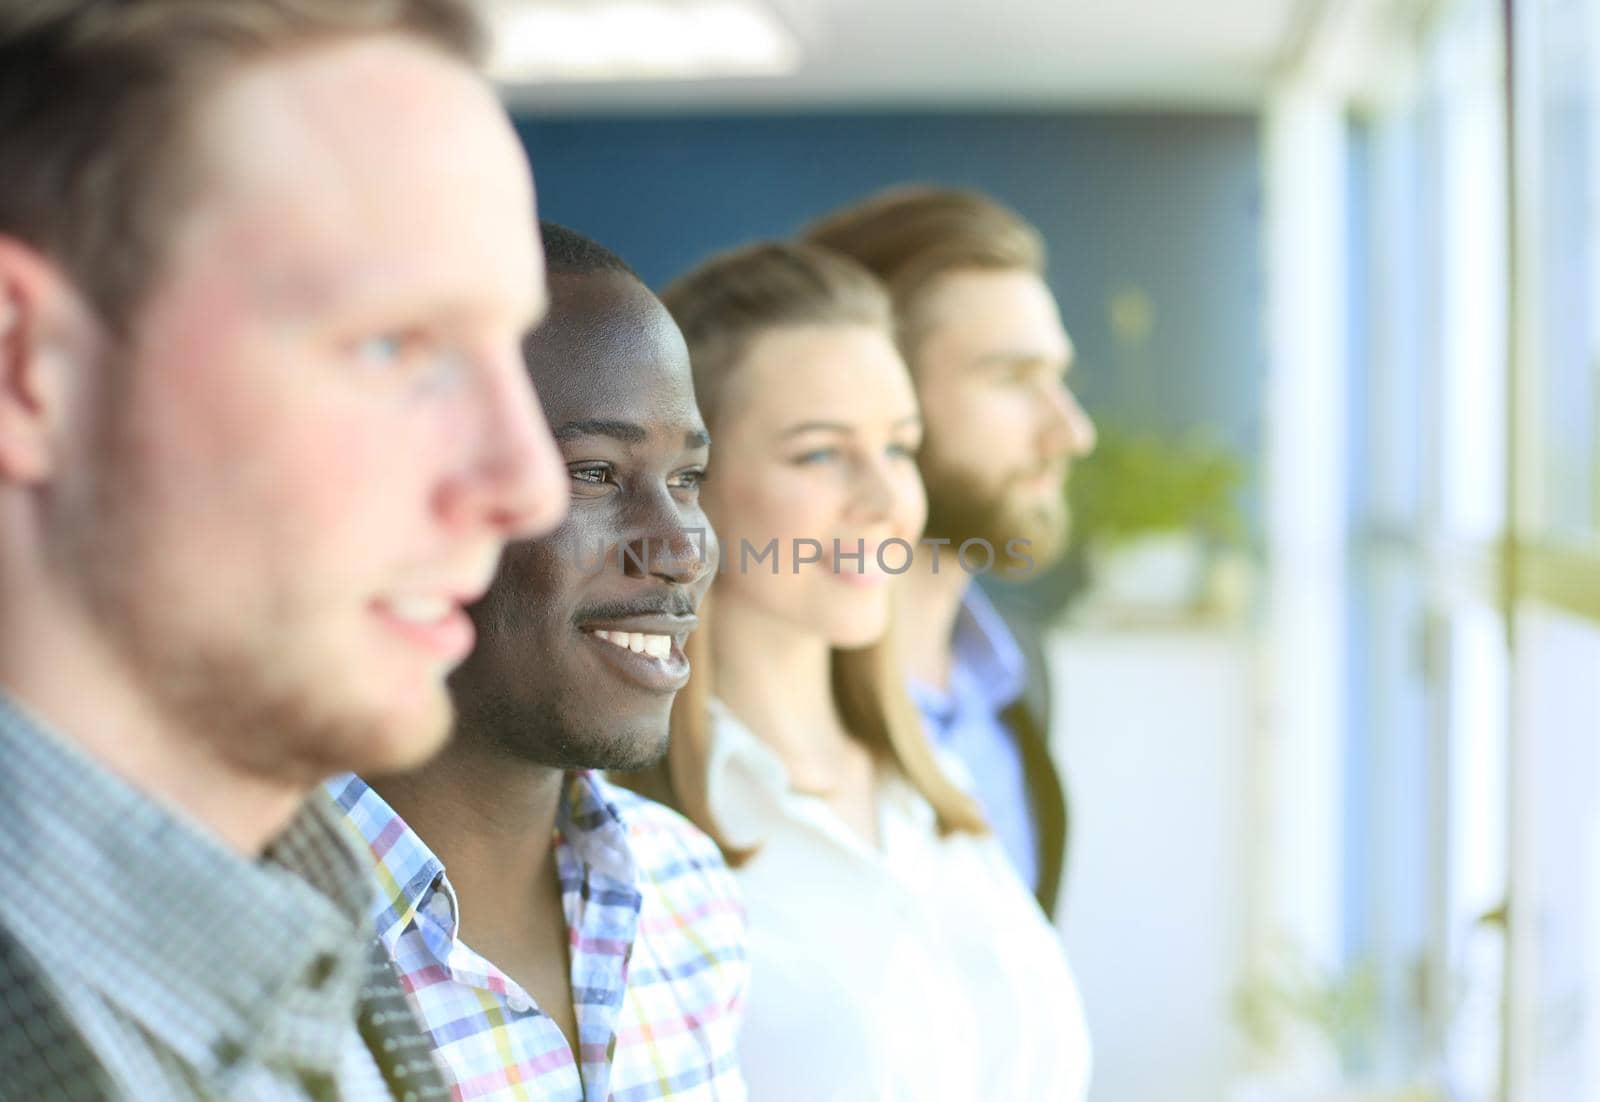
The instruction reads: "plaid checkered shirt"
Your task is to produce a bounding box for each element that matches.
[330,772,748,1102]
[0,690,451,1102]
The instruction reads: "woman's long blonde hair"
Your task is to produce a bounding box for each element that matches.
[618,240,987,859]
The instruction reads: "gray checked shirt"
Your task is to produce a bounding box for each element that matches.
[0,691,451,1101]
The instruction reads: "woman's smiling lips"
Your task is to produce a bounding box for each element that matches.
[822,541,898,588]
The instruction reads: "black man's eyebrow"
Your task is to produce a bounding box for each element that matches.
[554,419,647,444]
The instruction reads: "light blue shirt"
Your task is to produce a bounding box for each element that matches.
[909,586,1040,893]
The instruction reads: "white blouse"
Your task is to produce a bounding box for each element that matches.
[705,699,1091,1101]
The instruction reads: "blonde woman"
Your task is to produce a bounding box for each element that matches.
[624,241,1090,1101]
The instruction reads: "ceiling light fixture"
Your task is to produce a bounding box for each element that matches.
[485,0,802,84]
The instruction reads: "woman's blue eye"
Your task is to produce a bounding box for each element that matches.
[888,442,920,460]
[794,448,838,465]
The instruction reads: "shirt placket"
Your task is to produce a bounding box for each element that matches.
[559,841,643,1100]
[419,875,585,1099]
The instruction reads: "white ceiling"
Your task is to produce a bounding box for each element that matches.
[496,0,1319,115]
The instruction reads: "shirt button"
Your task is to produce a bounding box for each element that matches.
[212,1038,244,1069]
[304,952,339,990]
[506,992,533,1014]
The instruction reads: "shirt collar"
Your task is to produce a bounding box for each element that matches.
[0,692,379,1088]
[330,768,640,955]
[555,770,639,888]
[327,773,453,957]
[702,698,793,851]
[701,699,936,853]
[910,585,1028,721]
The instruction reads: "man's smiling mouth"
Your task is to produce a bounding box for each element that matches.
[590,629,672,660]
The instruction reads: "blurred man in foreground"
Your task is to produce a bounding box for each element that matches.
[0,2,566,1096]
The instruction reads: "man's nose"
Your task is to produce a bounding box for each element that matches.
[1041,383,1096,461]
[621,499,716,587]
[443,351,569,542]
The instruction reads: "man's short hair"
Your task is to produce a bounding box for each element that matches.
[799,186,1046,367]
[540,221,640,281]
[0,0,484,335]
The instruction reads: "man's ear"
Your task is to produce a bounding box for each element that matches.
[0,238,88,485]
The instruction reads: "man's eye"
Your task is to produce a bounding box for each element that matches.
[671,468,708,490]
[351,331,462,386]
[354,332,418,366]
[570,465,614,486]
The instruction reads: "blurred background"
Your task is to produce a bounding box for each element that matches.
[478,1,1595,1098]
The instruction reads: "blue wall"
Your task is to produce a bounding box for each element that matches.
[515,111,1265,461]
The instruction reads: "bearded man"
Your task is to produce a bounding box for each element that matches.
[805,187,1097,919]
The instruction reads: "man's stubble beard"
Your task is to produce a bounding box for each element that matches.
[451,675,671,774]
[918,443,1071,572]
[447,600,671,775]
[55,378,443,790]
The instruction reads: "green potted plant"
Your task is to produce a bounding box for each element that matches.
[1068,422,1250,614]
[1230,940,1444,1102]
